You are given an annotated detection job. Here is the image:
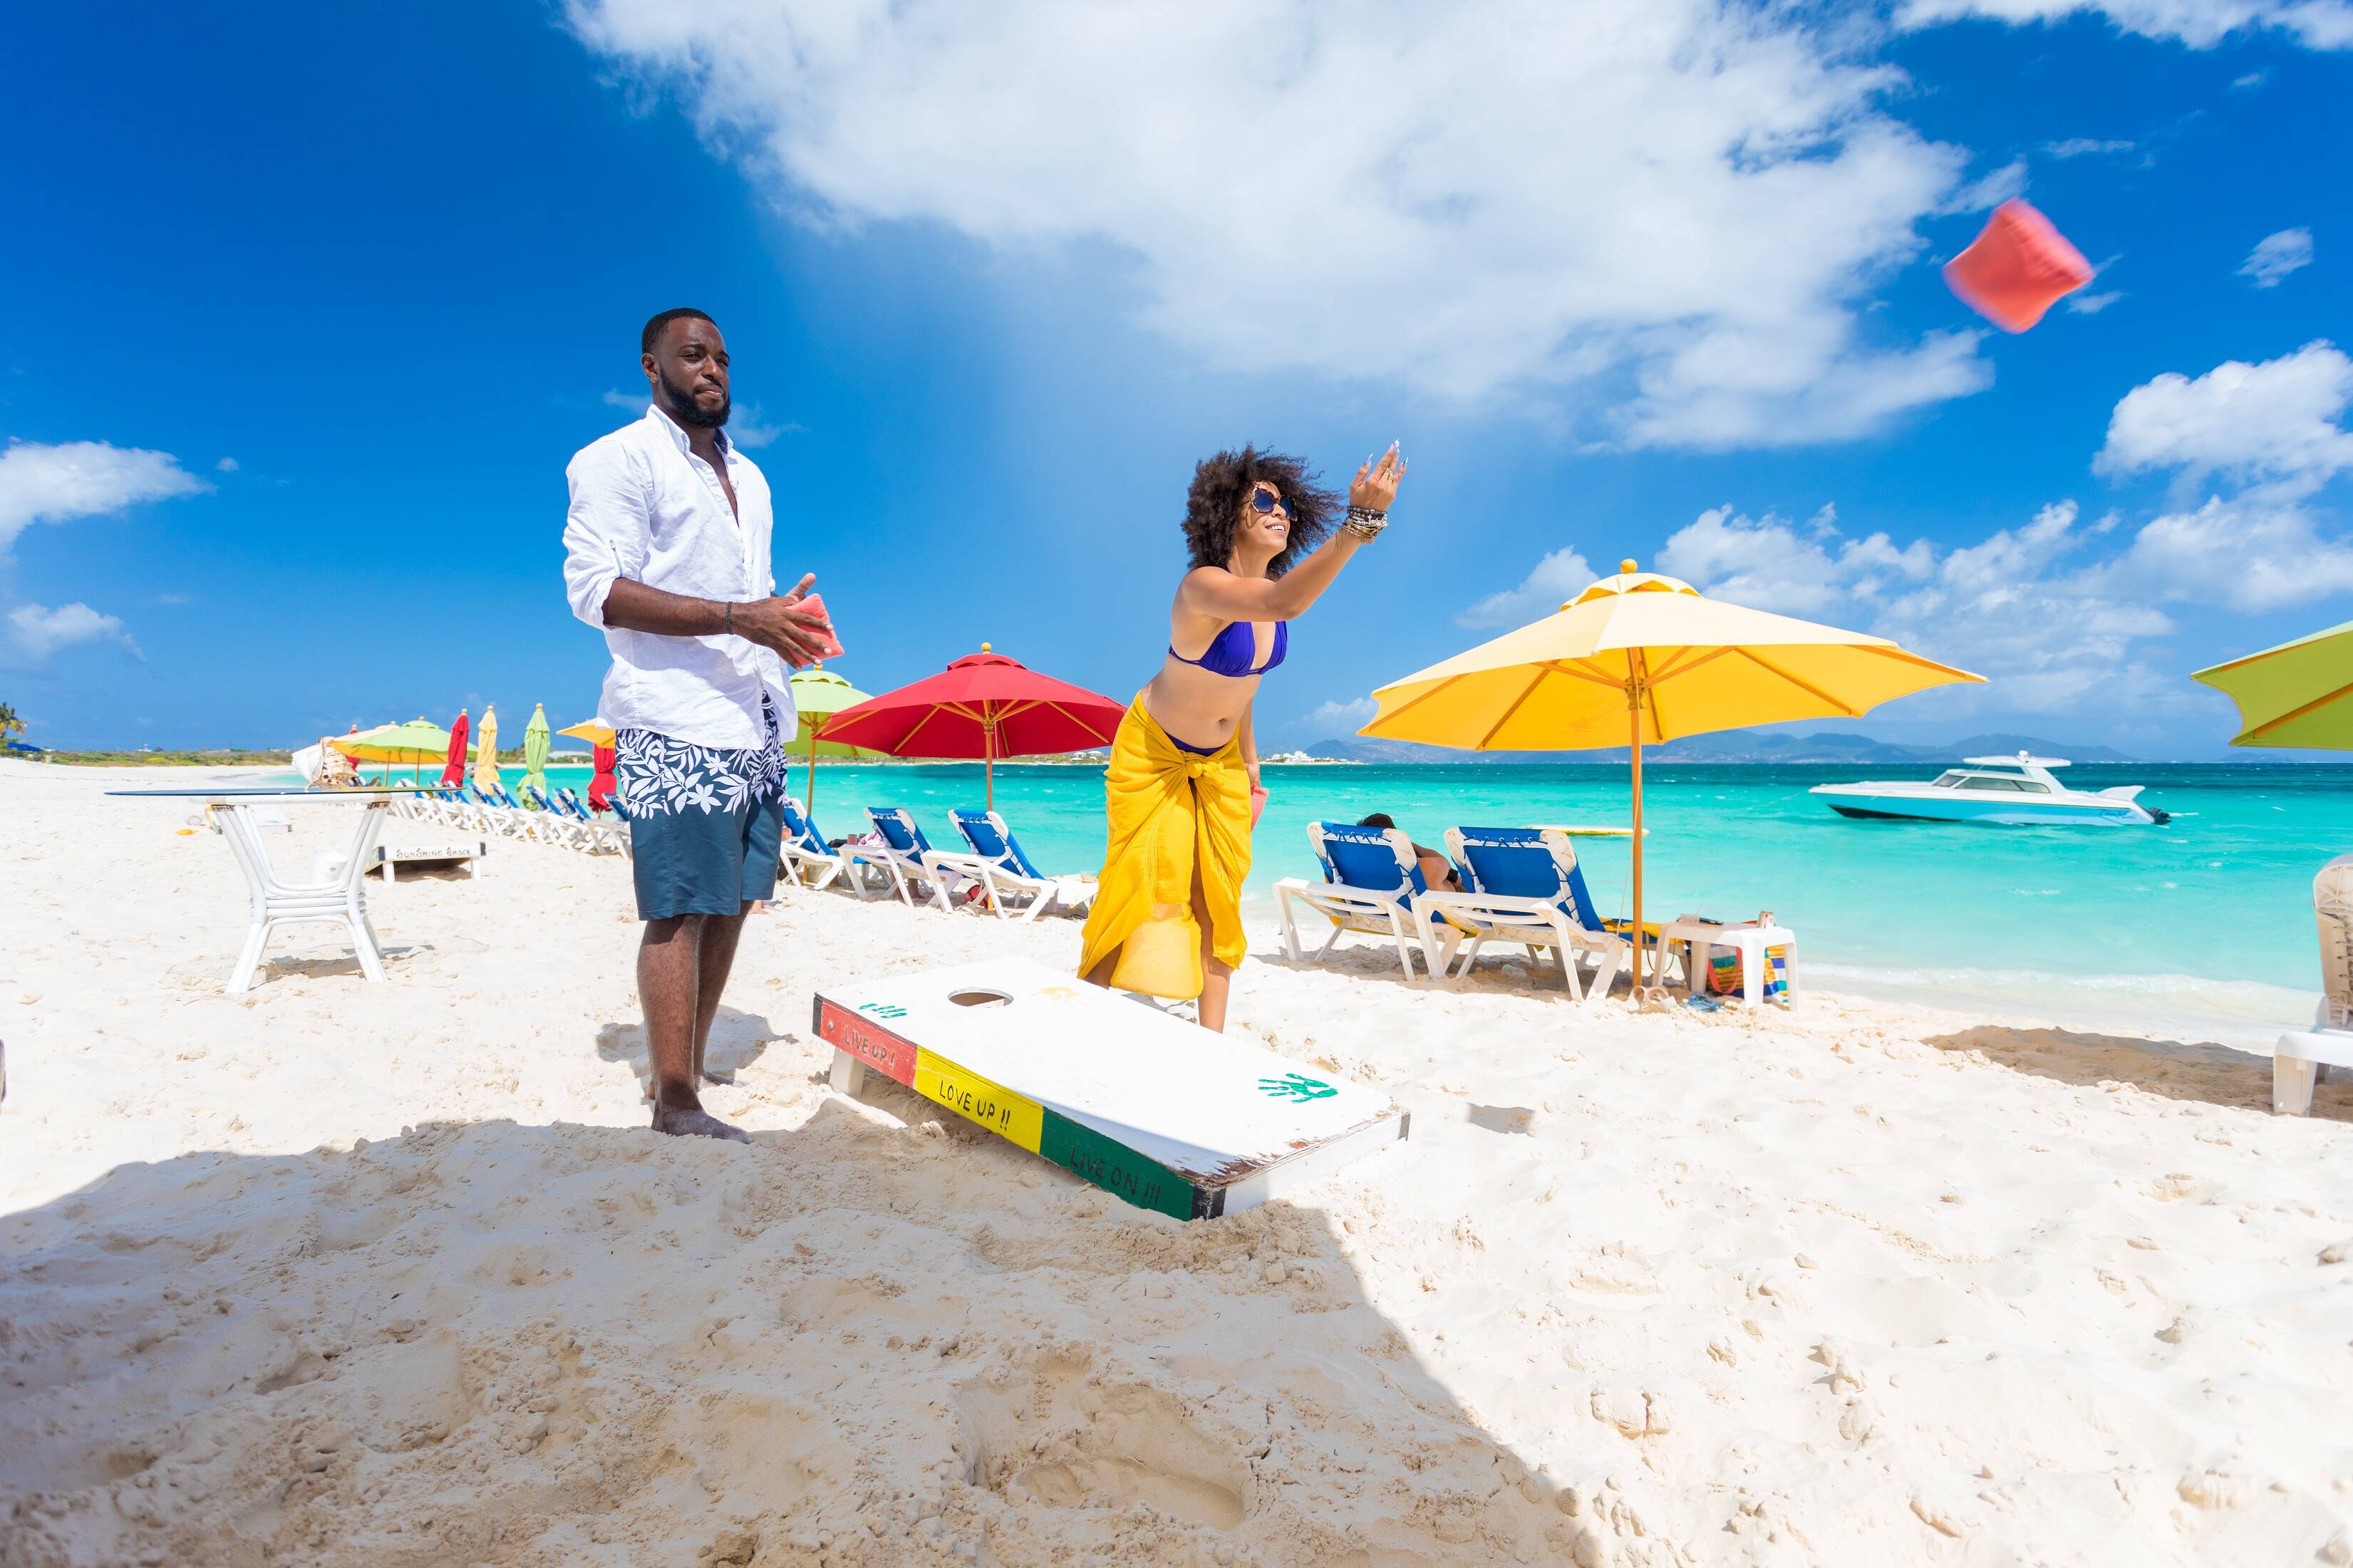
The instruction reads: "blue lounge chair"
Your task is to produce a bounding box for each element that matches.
[1418,826,1669,1007]
[1272,821,1462,979]
[947,807,1097,920]
[840,806,955,908]
[777,796,846,891]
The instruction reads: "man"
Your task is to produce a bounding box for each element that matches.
[562,308,831,1142]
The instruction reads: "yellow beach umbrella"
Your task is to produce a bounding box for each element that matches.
[1361,559,1982,1001]
[788,665,884,809]
[558,719,616,747]
[2192,619,2353,750]
[473,704,502,794]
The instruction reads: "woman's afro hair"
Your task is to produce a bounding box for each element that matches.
[1181,447,1340,578]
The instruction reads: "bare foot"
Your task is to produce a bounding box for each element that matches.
[651,1103,750,1143]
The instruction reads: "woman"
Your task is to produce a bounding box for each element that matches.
[1080,442,1406,1031]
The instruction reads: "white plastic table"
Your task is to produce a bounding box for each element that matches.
[113,787,404,993]
[1660,918,1796,1005]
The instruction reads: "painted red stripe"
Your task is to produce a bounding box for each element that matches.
[816,998,918,1085]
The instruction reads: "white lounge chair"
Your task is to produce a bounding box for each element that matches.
[840,808,952,908]
[778,796,847,890]
[1273,821,1461,979]
[2276,853,2353,1116]
[1413,826,1641,1009]
[947,807,1097,920]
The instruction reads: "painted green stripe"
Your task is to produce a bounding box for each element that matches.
[1037,1108,1202,1221]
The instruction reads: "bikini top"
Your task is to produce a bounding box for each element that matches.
[1168,618,1288,678]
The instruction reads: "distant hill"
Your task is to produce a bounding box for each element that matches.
[1302,730,2144,764]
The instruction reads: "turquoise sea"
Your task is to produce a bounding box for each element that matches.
[383,760,2351,1044]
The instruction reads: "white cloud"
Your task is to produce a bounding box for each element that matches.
[1899,0,2353,49]
[1457,546,1596,628]
[215,456,239,472]
[6,602,138,661]
[1658,502,1933,615]
[1639,499,2183,715]
[0,440,209,551]
[602,388,651,412]
[569,0,1996,449]
[1298,696,1377,734]
[2233,68,2270,85]
[2044,137,2136,157]
[2095,340,2353,492]
[2238,227,2314,287]
[2065,289,2122,314]
[2100,493,2353,610]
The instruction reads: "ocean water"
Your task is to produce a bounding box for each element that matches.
[392,760,2352,1044]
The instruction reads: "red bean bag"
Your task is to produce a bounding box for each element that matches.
[1942,200,2093,333]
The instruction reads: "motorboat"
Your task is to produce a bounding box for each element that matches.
[1809,753,2168,826]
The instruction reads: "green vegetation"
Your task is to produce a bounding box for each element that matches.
[42,749,289,767]
[0,702,24,747]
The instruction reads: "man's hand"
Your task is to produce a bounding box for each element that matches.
[1349,443,1405,512]
[732,573,832,668]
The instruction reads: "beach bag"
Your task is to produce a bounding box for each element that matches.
[1707,943,1791,1002]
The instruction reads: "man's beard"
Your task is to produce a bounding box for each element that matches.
[655,367,730,430]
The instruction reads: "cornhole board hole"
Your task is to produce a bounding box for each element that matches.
[814,958,1409,1220]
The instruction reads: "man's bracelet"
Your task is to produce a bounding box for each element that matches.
[723,601,734,635]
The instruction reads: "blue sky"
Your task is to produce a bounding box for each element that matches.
[2,1,2348,757]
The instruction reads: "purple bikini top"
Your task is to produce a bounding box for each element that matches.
[1169,619,1288,678]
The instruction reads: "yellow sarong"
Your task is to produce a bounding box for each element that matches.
[1077,697,1251,1000]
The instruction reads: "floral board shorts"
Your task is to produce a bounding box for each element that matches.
[614,697,787,920]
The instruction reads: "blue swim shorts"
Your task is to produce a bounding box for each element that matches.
[614,700,787,921]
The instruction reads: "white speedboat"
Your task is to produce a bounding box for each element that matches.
[1809,753,2167,826]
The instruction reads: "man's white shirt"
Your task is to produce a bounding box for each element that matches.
[562,403,797,749]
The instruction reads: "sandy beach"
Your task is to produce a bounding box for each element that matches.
[4,757,2349,1567]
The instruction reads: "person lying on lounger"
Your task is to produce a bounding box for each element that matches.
[1357,813,1461,892]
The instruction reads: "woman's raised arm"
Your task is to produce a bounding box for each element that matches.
[1179,446,1405,622]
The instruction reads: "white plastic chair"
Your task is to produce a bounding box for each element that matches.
[778,797,848,891]
[2277,854,2353,1116]
[218,799,391,993]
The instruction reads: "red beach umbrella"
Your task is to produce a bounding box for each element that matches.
[588,742,619,813]
[820,643,1125,809]
[440,709,470,789]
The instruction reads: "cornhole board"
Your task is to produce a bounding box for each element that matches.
[814,958,1408,1220]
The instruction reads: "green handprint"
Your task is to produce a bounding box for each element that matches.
[1258,1072,1337,1103]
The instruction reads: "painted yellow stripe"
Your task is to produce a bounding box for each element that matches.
[914,1047,1044,1153]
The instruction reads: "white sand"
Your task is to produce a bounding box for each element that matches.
[4,758,2349,1567]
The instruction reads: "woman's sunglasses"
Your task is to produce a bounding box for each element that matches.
[1249,487,1287,515]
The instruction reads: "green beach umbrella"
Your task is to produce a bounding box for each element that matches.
[2193,620,2353,750]
[788,665,883,808]
[333,717,456,784]
[522,702,552,800]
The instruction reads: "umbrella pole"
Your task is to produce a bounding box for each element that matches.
[807,729,817,809]
[1629,685,1645,1000]
[985,725,995,812]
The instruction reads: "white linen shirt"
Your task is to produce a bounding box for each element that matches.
[562,404,797,749]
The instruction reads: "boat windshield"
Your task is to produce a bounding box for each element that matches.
[1948,774,2052,794]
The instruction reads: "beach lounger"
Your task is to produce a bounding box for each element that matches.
[2275,853,2353,1116]
[1414,826,1641,1007]
[550,787,629,855]
[778,796,847,891]
[947,807,1098,920]
[518,784,591,850]
[841,807,953,908]
[1273,821,1463,979]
